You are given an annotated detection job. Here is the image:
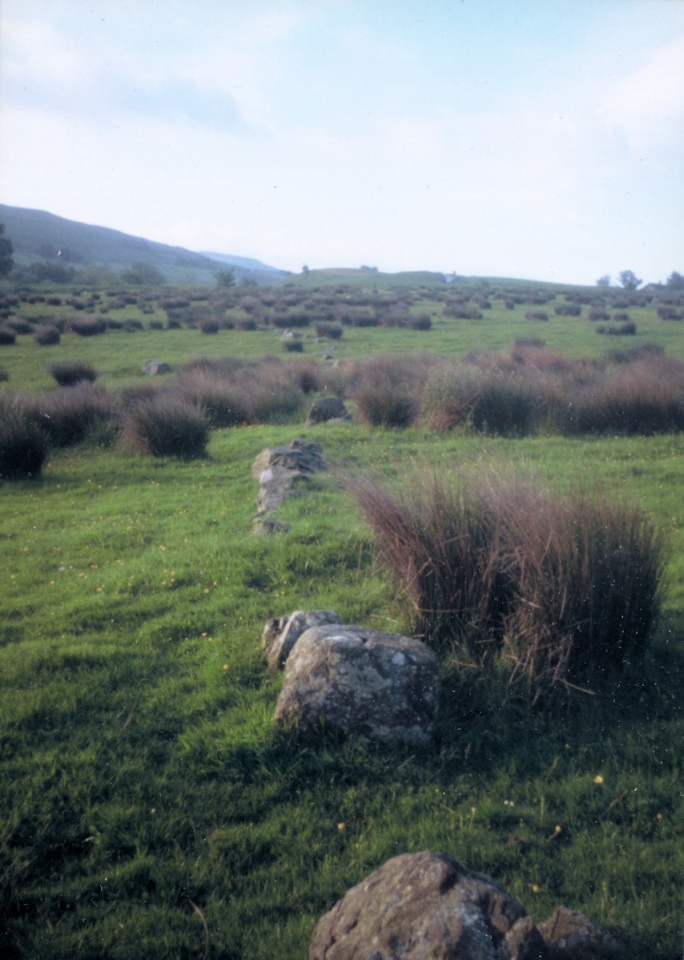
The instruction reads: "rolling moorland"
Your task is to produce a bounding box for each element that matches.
[1,264,683,959]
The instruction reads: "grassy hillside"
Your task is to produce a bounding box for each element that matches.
[0,205,283,286]
[1,278,683,959]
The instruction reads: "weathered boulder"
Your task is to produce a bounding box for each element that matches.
[537,907,624,958]
[309,851,549,960]
[307,396,349,424]
[274,625,439,746]
[252,438,326,518]
[142,360,172,375]
[261,609,342,670]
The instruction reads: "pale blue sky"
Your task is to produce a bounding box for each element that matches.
[1,0,682,283]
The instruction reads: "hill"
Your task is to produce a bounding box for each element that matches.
[0,204,285,285]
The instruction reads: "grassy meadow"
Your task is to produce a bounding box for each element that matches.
[1,279,683,959]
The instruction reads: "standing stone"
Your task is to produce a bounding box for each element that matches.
[261,609,342,670]
[307,396,349,424]
[274,625,439,746]
[310,851,549,960]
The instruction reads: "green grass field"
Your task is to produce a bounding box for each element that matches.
[1,282,683,959]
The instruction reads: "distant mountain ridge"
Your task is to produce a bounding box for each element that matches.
[0,203,285,284]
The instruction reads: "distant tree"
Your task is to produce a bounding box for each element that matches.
[666,271,684,290]
[618,270,642,291]
[120,262,166,286]
[215,268,236,288]
[301,265,310,273]
[23,261,76,284]
[76,264,118,287]
[596,275,611,287]
[0,224,14,277]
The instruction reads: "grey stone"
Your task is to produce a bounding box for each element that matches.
[142,360,172,375]
[309,851,549,960]
[262,609,343,670]
[274,625,439,746]
[538,907,625,958]
[252,439,326,517]
[307,396,349,424]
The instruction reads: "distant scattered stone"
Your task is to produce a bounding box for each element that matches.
[306,396,349,425]
[538,907,625,958]
[142,360,172,375]
[280,329,302,340]
[262,609,342,670]
[309,851,549,960]
[275,624,439,746]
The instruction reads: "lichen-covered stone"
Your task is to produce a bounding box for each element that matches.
[537,907,624,958]
[310,851,549,960]
[261,609,342,670]
[274,625,439,746]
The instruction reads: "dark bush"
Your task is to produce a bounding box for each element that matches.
[49,362,98,387]
[0,368,8,382]
[0,398,49,480]
[283,339,304,352]
[235,318,257,331]
[123,319,144,332]
[559,356,684,435]
[38,384,115,448]
[175,371,250,428]
[148,319,164,330]
[34,325,61,346]
[312,323,343,339]
[7,319,33,335]
[0,327,17,345]
[65,315,106,337]
[351,470,666,695]
[118,396,210,458]
[554,304,582,316]
[408,314,432,330]
[525,311,549,322]
[588,309,610,323]
[353,356,431,428]
[199,320,220,335]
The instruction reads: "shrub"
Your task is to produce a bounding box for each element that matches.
[118,396,210,458]
[409,314,432,330]
[148,319,164,330]
[312,323,343,339]
[353,356,429,428]
[559,356,684,435]
[49,362,97,387]
[199,319,220,335]
[38,384,115,448]
[174,371,249,428]
[34,325,61,346]
[351,470,666,695]
[499,484,666,691]
[0,368,8,382]
[421,364,537,436]
[525,311,549,322]
[554,304,582,316]
[235,318,257,331]
[65,315,106,336]
[0,397,49,480]
[0,327,16,345]
[283,339,304,352]
[7,319,33,335]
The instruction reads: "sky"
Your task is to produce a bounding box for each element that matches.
[1,0,683,284]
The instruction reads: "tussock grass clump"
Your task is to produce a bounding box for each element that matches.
[34,325,61,346]
[0,396,49,480]
[421,363,538,436]
[118,396,210,458]
[283,338,304,352]
[312,322,343,339]
[65,315,106,336]
[559,356,684,435]
[38,384,115,449]
[351,469,666,696]
[174,369,249,428]
[0,327,17,345]
[49,361,98,387]
[353,355,431,428]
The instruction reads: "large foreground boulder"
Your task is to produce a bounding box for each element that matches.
[274,625,439,746]
[261,609,343,670]
[310,851,548,960]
